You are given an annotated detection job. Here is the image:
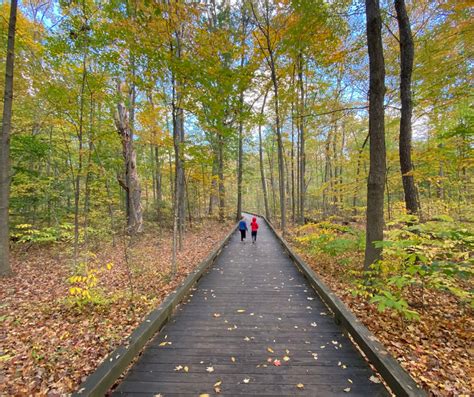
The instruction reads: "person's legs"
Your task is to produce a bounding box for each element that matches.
[240,230,245,241]
[252,231,257,243]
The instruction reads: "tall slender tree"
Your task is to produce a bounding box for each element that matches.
[250,0,287,234]
[395,0,420,216]
[0,0,18,276]
[364,0,386,269]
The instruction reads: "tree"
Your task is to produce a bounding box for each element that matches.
[395,0,420,216]
[364,0,386,269]
[0,0,18,276]
[258,90,270,220]
[115,82,143,235]
[250,0,287,234]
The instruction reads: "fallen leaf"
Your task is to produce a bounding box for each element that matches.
[206,366,214,373]
[369,375,381,383]
[296,383,304,390]
[243,378,250,384]
[231,357,236,362]
[344,387,351,392]
[273,359,281,366]
[214,380,222,387]
[237,309,246,313]
[184,366,189,372]
[283,356,290,362]
[267,347,274,353]
[213,313,221,318]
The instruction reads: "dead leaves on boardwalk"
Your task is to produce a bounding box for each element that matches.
[288,231,473,396]
[0,222,230,395]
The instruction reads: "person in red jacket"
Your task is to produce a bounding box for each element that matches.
[250,217,259,243]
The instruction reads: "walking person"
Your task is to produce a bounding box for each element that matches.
[238,216,248,242]
[250,216,259,243]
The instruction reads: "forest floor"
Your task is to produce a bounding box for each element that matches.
[286,226,472,397]
[0,220,232,396]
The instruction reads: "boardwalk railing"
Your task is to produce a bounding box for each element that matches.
[245,212,426,397]
[73,224,237,397]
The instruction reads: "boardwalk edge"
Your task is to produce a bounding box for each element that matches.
[73,223,238,397]
[245,211,427,397]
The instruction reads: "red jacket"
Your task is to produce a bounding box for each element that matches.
[250,217,259,232]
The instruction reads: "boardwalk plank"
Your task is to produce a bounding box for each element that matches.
[113,214,388,396]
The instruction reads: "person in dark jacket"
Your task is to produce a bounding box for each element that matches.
[238,216,248,241]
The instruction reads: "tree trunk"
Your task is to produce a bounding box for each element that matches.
[364,0,387,269]
[73,51,87,264]
[269,60,286,233]
[0,0,18,276]
[209,153,218,215]
[218,133,225,222]
[250,0,286,232]
[268,140,277,218]
[290,101,296,224]
[258,91,270,221]
[297,52,306,225]
[353,133,370,215]
[395,0,420,216]
[236,92,244,221]
[154,145,162,223]
[114,84,143,235]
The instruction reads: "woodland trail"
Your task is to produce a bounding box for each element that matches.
[113,214,388,396]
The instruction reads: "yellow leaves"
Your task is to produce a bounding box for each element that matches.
[106,262,113,270]
[236,309,246,313]
[296,383,304,390]
[159,341,172,346]
[214,380,222,393]
[267,347,274,353]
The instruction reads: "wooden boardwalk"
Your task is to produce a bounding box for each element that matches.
[113,215,389,396]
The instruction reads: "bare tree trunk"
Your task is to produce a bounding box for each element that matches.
[0,0,17,276]
[236,8,248,221]
[297,52,306,225]
[209,154,218,215]
[83,95,95,244]
[323,129,333,215]
[290,101,296,224]
[172,28,186,250]
[270,64,286,233]
[218,133,225,222]
[364,0,387,269]
[258,91,270,221]
[115,83,143,235]
[73,51,87,264]
[395,0,420,216]
[353,133,369,215]
[251,0,286,233]
[268,140,277,218]
[154,145,162,222]
[236,92,244,221]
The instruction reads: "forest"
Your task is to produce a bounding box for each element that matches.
[0,0,472,395]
